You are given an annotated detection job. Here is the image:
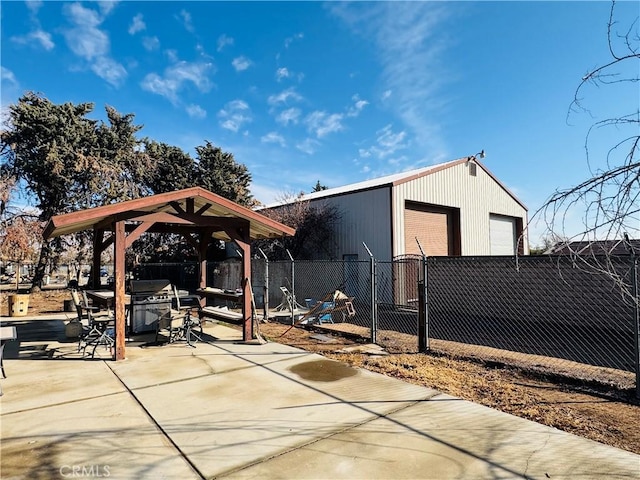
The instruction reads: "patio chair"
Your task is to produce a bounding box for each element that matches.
[71,289,115,357]
[155,286,202,347]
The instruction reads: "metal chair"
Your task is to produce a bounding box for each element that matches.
[156,287,202,347]
[71,289,115,357]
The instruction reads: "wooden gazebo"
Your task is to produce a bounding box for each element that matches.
[43,187,295,360]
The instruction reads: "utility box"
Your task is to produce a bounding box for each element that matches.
[8,294,29,317]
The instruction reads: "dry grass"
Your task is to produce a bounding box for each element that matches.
[15,290,640,455]
[259,321,640,455]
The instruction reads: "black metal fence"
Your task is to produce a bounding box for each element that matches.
[251,258,373,333]
[426,256,636,373]
[133,254,639,393]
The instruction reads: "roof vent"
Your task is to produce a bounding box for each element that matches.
[469,162,477,177]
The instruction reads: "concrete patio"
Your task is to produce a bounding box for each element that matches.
[1,314,639,479]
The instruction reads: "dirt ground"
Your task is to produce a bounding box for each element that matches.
[8,290,640,456]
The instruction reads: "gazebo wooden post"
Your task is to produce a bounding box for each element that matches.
[238,234,252,342]
[225,224,253,342]
[113,221,126,360]
[198,230,210,308]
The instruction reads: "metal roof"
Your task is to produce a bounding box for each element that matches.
[262,157,526,210]
[263,160,459,208]
[43,186,296,241]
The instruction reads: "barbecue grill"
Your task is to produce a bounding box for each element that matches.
[129,279,173,334]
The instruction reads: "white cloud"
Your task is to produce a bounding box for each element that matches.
[13,0,54,51]
[178,9,194,32]
[359,124,408,159]
[1,67,18,86]
[377,125,407,151]
[305,111,344,138]
[66,26,109,59]
[62,3,127,86]
[142,36,160,51]
[347,94,368,117]
[217,34,234,52]
[65,2,102,28]
[232,56,252,72]
[276,67,291,82]
[186,104,207,119]
[330,2,453,156]
[218,100,252,133]
[91,56,127,87]
[381,89,392,101]
[358,148,371,158]
[267,88,303,106]
[165,49,179,63]
[128,13,146,35]
[284,32,304,48]
[11,30,54,50]
[228,99,249,111]
[276,107,301,126]
[261,132,286,147]
[141,60,213,104]
[26,1,43,14]
[98,1,117,16]
[296,138,320,155]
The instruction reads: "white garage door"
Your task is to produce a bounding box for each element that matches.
[490,214,516,255]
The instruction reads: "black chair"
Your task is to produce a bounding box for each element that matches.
[71,289,115,357]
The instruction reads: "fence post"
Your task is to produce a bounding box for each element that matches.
[632,256,640,399]
[418,255,429,353]
[363,243,377,344]
[259,248,269,321]
[286,249,295,325]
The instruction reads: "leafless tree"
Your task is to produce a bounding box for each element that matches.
[525,1,640,299]
[532,1,639,259]
[254,192,342,260]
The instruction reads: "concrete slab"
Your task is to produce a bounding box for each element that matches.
[108,342,245,390]
[113,336,432,478]
[0,359,125,414]
[1,320,639,480]
[1,391,198,480]
[108,331,311,391]
[228,393,640,479]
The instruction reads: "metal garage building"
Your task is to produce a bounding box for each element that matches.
[267,156,528,261]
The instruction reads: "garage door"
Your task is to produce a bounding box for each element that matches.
[405,206,451,256]
[490,214,516,255]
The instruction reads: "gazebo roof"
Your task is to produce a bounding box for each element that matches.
[43,187,295,241]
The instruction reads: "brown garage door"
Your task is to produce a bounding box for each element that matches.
[404,204,455,256]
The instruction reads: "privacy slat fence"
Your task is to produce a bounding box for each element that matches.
[115,254,640,395]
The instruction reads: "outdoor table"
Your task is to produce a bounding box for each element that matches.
[197,287,243,305]
[84,289,131,308]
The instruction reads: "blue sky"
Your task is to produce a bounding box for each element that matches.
[1,1,638,246]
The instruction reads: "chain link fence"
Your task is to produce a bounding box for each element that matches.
[368,254,637,389]
[253,259,373,335]
[374,256,423,352]
[133,253,638,391]
[428,256,634,369]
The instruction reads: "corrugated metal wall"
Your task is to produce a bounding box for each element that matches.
[309,187,393,261]
[392,161,528,256]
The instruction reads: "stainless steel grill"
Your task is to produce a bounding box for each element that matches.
[130,279,173,334]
